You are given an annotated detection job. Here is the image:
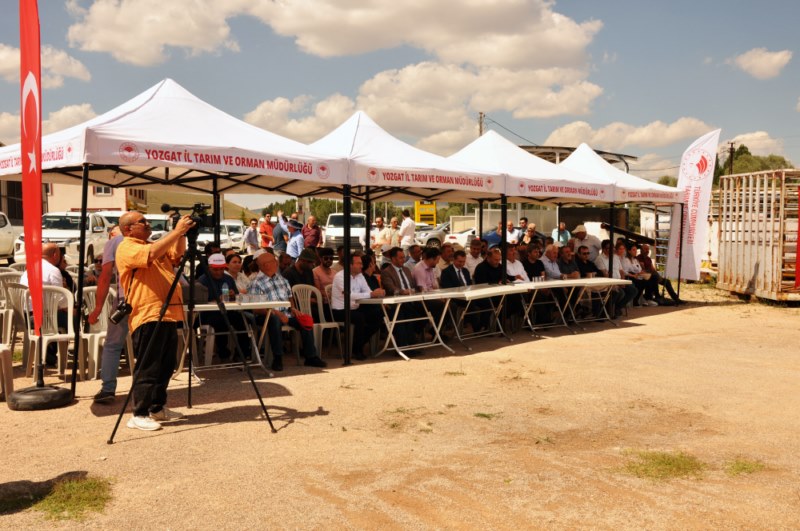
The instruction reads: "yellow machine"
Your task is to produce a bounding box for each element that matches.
[414,201,436,225]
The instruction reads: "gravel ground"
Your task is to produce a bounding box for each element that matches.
[1,284,799,530]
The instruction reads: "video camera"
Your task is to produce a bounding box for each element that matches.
[160,202,216,231]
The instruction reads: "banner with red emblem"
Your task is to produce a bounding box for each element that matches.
[666,129,721,280]
[19,0,43,334]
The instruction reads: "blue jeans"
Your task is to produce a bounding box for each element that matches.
[100,314,129,393]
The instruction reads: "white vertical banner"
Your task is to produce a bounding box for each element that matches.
[666,129,721,280]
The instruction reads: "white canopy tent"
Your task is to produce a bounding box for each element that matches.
[560,143,681,204]
[309,111,504,203]
[0,78,349,197]
[448,131,615,204]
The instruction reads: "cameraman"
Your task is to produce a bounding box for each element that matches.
[116,211,194,431]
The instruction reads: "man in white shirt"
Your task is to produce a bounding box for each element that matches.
[398,209,416,250]
[465,238,484,276]
[572,224,602,262]
[506,221,521,244]
[594,239,637,317]
[21,242,66,366]
[331,253,385,360]
[504,244,530,282]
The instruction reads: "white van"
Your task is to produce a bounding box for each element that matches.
[323,213,367,251]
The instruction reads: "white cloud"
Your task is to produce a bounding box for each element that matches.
[245,93,355,143]
[729,48,792,79]
[66,0,244,66]
[544,117,713,151]
[628,153,679,179]
[0,44,91,88]
[0,104,97,145]
[248,0,602,70]
[725,131,784,156]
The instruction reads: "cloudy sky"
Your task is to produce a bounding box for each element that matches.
[1,1,797,207]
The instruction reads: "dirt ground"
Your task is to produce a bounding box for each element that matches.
[2,284,799,530]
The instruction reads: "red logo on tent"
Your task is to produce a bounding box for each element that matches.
[119,142,139,163]
[486,177,494,190]
[517,181,525,193]
[367,168,379,183]
[317,163,330,180]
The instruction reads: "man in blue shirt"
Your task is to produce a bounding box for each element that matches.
[272,213,288,256]
[286,219,305,260]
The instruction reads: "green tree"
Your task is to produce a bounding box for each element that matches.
[657,175,678,187]
[716,144,793,185]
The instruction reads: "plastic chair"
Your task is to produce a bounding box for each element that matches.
[0,343,12,401]
[9,263,26,272]
[24,285,75,379]
[292,284,342,359]
[0,272,22,344]
[0,267,14,274]
[79,286,113,380]
[65,265,81,276]
[5,282,31,372]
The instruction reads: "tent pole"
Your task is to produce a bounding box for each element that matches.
[70,163,90,395]
[500,194,508,273]
[478,199,484,236]
[212,177,221,245]
[364,188,372,251]
[676,204,685,298]
[342,185,352,366]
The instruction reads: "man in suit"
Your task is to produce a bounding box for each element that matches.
[379,247,421,354]
[440,250,481,333]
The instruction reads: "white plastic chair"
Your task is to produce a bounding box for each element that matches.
[25,285,75,379]
[0,272,22,344]
[5,282,31,372]
[65,265,81,276]
[9,263,26,272]
[0,267,14,274]
[292,284,342,359]
[80,286,114,380]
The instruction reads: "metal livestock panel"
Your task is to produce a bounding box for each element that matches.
[717,169,800,300]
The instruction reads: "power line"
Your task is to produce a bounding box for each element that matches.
[482,115,540,146]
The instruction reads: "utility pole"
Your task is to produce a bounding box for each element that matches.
[478,112,484,136]
[728,142,735,175]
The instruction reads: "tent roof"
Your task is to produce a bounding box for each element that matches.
[0,79,349,198]
[448,130,615,204]
[309,111,504,202]
[561,143,681,204]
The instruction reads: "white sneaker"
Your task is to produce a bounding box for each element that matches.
[150,407,185,422]
[127,416,162,431]
[644,299,659,307]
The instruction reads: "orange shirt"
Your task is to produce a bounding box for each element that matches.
[115,236,184,333]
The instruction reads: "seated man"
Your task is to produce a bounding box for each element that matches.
[197,253,251,361]
[472,247,508,331]
[249,251,326,371]
[332,253,385,360]
[412,247,445,335]
[594,239,637,318]
[20,242,67,367]
[465,238,484,276]
[380,247,423,350]
[622,242,658,306]
[637,243,682,305]
[575,245,604,318]
[282,247,317,288]
[522,244,545,280]
[442,249,483,332]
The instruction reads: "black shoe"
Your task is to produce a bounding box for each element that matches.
[93,390,115,404]
[270,356,284,372]
[304,357,327,368]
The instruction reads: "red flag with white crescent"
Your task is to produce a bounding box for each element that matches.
[20,0,43,335]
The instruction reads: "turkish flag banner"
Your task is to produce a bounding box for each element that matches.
[20,0,43,335]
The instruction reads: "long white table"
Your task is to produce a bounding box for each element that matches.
[176,300,290,375]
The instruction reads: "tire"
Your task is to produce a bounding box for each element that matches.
[7,385,74,411]
[426,238,441,248]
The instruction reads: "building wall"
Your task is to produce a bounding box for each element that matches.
[43,183,147,213]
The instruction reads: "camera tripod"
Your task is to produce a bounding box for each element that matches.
[108,217,276,443]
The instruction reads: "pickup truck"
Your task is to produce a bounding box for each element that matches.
[0,212,22,263]
[323,213,366,251]
[14,211,110,265]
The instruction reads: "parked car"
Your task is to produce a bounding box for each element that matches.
[14,211,110,265]
[195,222,239,252]
[0,212,22,263]
[323,213,367,250]
[222,219,245,250]
[416,222,450,248]
[445,227,476,248]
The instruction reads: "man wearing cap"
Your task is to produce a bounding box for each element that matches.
[286,218,305,260]
[249,251,326,371]
[572,224,602,262]
[283,248,317,288]
[197,253,251,362]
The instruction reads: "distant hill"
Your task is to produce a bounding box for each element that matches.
[146,190,261,221]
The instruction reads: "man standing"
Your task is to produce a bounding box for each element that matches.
[244,218,260,255]
[302,215,322,249]
[116,211,194,431]
[88,226,127,403]
[259,213,274,250]
[249,252,326,371]
[572,224,602,262]
[375,216,400,256]
[398,209,416,251]
[370,216,385,253]
[483,222,503,248]
[286,219,305,260]
[272,211,287,257]
[551,221,571,246]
